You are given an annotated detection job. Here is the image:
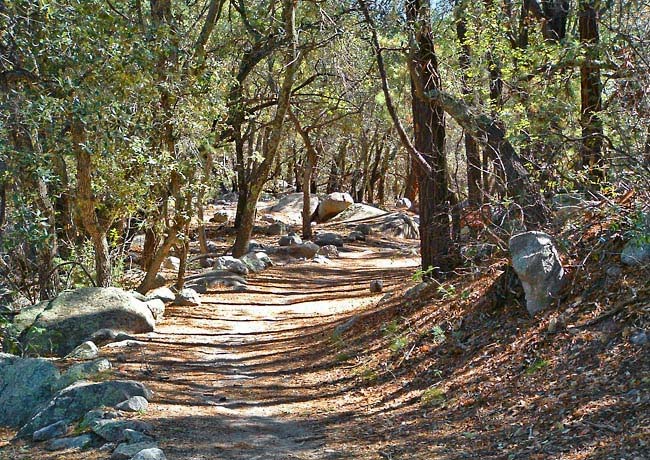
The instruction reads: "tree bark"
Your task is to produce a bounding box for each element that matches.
[578,0,605,181]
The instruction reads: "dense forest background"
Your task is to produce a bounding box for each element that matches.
[1,0,649,301]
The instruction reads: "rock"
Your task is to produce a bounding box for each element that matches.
[200,257,214,268]
[379,213,419,239]
[65,341,99,360]
[547,316,565,334]
[92,418,153,442]
[115,396,149,413]
[17,287,156,356]
[354,223,373,235]
[173,288,201,307]
[247,240,266,252]
[509,231,565,316]
[144,287,175,304]
[346,231,365,242]
[316,245,339,258]
[210,211,229,224]
[124,428,155,444]
[630,331,648,346]
[370,280,383,293]
[132,448,167,460]
[46,434,95,451]
[58,359,112,390]
[328,203,386,222]
[88,329,135,347]
[282,241,320,259]
[33,421,68,442]
[621,238,650,266]
[317,192,354,222]
[333,316,359,338]
[232,282,248,292]
[79,409,120,430]
[0,353,61,428]
[314,232,344,247]
[395,197,412,209]
[270,193,319,215]
[404,281,431,300]
[152,273,167,289]
[129,234,146,252]
[265,222,287,236]
[279,234,302,246]
[161,257,180,271]
[214,256,249,275]
[17,380,153,438]
[240,251,273,273]
[312,255,331,264]
[145,299,165,321]
[111,441,159,460]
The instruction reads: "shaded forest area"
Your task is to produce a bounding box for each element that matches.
[1,1,649,459]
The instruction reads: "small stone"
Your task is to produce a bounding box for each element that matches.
[316,245,339,258]
[214,256,249,275]
[46,434,94,451]
[91,419,153,442]
[630,331,648,346]
[115,396,149,412]
[79,409,120,430]
[347,231,365,242]
[314,232,344,247]
[547,316,564,334]
[132,448,167,460]
[99,442,117,452]
[33,421,68,442]
[354,223,373,235]
[396,197,412,209]
[312,255,331,264]
[65,341,99,360]
[232,282,248,292]
[58,358,112,389]
[370,280,383,293]
[111,441,159,460]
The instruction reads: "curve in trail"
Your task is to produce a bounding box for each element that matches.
[105,249,419,460]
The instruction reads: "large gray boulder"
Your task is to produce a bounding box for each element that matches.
[18,287,155,356]
[17,380,153,438]
[379,213,419,239]
[270,193,319,214]
[0,353,61,428]
[509,232,565,316]
[317,192,354,222]
[329,203,386,222]
[214,256,249,275]
[277,242,320,259]
[240,251,273,273]
[314,232,344,247]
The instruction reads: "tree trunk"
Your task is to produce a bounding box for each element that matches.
[578,0,605,181]
[407,0,453,275]
[404,157,419,203]
[73,119,112,287]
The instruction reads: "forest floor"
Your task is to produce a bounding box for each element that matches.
[1,204,648,460]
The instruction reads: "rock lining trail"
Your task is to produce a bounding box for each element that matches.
[105,247,419,460]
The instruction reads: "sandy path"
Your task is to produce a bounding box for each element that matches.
[104,248,419,460]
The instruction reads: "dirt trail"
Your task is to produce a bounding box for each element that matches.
[106,247,419,460]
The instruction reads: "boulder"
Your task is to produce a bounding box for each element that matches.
[621,237,650,266]
[379,213,419,239]
[247,240,266,252]
[17,287,155,356]
[317,192,354,222]
[0,353,61,428]
[65,341,99,360]
[79,409,120,430]
[346,231,365,242]
[317,245,339,258]
[314,232,344,247]
[161,257,180,271]
[328,203,386,223]
[124,428,155,444]
[279,234,302,247]
[173,288,201,307]
[395,197,412,209]
[270,193,319,215]
[509,231,565,316]
[214,256,249,275]
[145,299,165,321]
[17,380,153,438]
[115,396,149,413]
[264,222,287,236]
[144,287,175,304]
[240,252,273,273]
